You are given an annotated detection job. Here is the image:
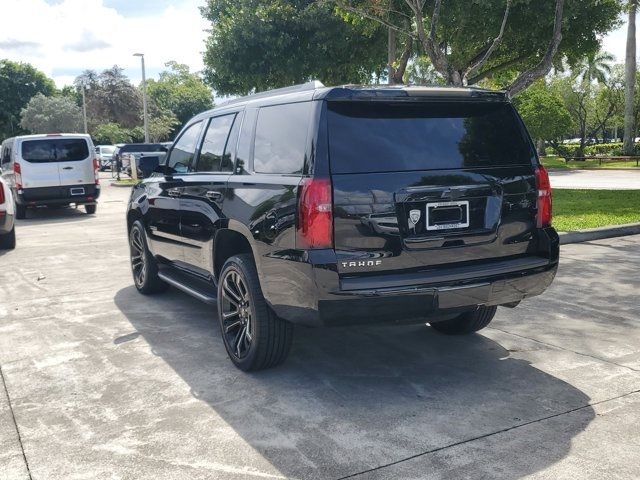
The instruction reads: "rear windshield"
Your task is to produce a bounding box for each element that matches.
[100,146,115,154]
[328,102,534,173]
[21,138,90,163]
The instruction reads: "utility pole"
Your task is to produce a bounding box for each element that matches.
[81,84,88,134]
[134,53,150,143]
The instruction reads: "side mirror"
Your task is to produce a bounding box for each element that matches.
[153,164,176,176]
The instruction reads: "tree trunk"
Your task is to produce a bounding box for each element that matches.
[507,0,565,96]
[623,0,637,155]
[388,28,397,85]
[392,37,412,84]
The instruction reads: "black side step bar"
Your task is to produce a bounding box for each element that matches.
[157,269,217,304]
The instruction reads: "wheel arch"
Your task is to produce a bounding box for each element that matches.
[213,223,259,281]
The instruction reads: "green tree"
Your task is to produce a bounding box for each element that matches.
[590,66,625,141]
[575,50,615,85]
[148,111,180,142]
[328,0,622,94]
[514,80,572,154]
[20,93,83,134]
[201,0,387,95]
[146,62,213,134]
[0,60,56,139]
[93,123,132,145]
[74,66,142,130]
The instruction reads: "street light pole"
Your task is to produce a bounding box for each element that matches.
[134,53,149,143]
[81,84,88,134]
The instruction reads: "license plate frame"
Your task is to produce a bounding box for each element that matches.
[70,187,86,196]
[425,200,470,231]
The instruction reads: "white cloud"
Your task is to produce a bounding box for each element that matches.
[0,0,209,87]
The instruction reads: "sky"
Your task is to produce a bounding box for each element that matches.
[0,0,209,87]
[0,0,635,90]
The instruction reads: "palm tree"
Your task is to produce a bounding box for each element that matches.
[623,0,637,156]
[576,50,615,86]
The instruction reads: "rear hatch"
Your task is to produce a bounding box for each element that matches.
[327,100,542,279]
[20,136,94,189]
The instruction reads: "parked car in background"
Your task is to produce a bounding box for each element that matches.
[95,145,116,171]
[126,82,559,371]
[0,176,16,249]
[113,143,168,175]
[0,134,100,218]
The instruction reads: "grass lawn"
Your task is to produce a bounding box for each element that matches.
[553,189,640,232]
[111,179,138,186]
[541,155,640,169]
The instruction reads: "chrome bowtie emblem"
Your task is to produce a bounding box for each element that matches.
[409,209,421,226]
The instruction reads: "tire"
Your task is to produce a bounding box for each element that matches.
[0,225,16,250]
[430,305,497,335]
[217,254,293,371]
[85,204,97,214]
[129,220,168,294]
[15,203,26,220]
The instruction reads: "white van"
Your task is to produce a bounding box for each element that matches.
[0,134,100,219]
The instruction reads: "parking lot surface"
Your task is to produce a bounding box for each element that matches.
[1,177,639,480]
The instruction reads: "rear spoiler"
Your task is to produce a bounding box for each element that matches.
[316,86,508,102]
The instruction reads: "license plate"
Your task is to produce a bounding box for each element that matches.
[426,200,469,231]
[70,187,85,196]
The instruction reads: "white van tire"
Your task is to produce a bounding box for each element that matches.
[0,226,16,250]
[85,204,97,214]
[15,203,26,220]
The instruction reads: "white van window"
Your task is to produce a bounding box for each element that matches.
[22,139,89,163]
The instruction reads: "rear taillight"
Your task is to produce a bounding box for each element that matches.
[14,162,22,190]
[297,177,333,249]
[0,184,5,204]
[535,165,552,228]
[93,158,100,185]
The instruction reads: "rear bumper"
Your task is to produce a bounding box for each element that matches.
[16,184,100,206]
[263,228,559,327]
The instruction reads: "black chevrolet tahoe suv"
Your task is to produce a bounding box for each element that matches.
[126,81,559,371]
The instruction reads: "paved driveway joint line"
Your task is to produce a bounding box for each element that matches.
[337,389,640,480]
[0,364,32,480]
[488,327,640,373]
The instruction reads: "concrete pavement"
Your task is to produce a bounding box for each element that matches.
[0,177,639,479]
[549,168,640,189]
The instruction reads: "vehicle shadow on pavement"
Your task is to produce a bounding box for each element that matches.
[114,285,594,480]
[16,206,94,225]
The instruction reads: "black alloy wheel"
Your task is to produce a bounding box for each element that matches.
[129,220,167,294]
[217,254,293,371]
[220,269,253,359]
[130,226,147,289]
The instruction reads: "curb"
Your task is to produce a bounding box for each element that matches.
[109,182,137,188]
[559,223,640,245]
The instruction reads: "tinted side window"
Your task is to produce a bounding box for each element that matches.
[253,102,311,174]
[197,114,235,172]
[168,122,203,173]
[235,109,256,174]
[1,144,10,164]
[21,139,89,163]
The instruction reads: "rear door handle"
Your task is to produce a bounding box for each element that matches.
[62,166,73,170]
[167,188,181,198]
[205,190,223,201]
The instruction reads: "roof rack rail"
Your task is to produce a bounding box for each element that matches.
[219,80,325,107]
